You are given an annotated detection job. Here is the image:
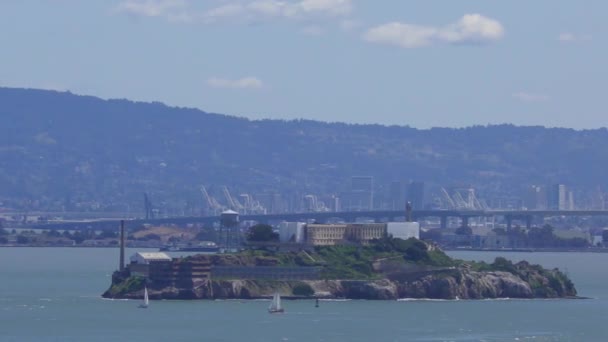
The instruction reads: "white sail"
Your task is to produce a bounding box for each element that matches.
[144,287,149,306]
[138,287,149,308]
[268,292,283,313]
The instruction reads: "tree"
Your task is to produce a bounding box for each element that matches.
[139,233,161,241]
[71,231,86,244]
[528,224,555,247]
[16,235,30,244]
[195,228,217,242]
[98,229,118,239]
[455,226,473,236]
[246,224,279,242]
[492,227,507,236]
[46,230,61,237]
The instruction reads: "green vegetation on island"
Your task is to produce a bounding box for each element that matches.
[104,237,579,300]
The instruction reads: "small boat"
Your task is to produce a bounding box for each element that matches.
[138,287,149,309]
[315,298,319,308]
[268,292,284,314]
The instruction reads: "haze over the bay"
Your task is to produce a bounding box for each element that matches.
[0,0,605,129]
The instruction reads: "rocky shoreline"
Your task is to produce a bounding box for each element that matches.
[103,262,578,301]
[103,238,578,301]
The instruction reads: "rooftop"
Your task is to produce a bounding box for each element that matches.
[132,252,171,261]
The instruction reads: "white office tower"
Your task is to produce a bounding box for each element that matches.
[387,222,420,240]
[278,222,306,243]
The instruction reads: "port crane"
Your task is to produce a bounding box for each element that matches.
[437,187,488,210]
[200,185,223,215]
[222,186,244,212]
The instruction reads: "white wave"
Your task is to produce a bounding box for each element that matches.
[397,298,450,302]
[101,297,130,301]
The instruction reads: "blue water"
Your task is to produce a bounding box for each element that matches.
[1,248,608,341]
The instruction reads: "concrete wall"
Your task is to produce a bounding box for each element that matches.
[278,222,306,243]
[387,222,420,240]
[211,266,321,280]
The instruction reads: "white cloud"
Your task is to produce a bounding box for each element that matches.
[207,77,264,89]
[204,0,352,22]
[202,3,246,22]
[115,0,353,28]
[512,92,550,103]
[363,14,504,48]
[298,0,352,16]
[558,32,592,42]
[363,22,436,48]
[115,0,186,17]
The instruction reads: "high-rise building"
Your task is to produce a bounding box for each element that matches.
[333,196,341,212]
[303,195,318,212]
[350,176,374,211]
[320,195,341,212]
[567,191,575,210]
[406,181,425,210]
[524,185,547,210]
[547,184,567,210]
[591,187,606,210]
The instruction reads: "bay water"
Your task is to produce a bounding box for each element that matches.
[1,247,607,341]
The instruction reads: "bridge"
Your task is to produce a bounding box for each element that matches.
[25,209,608,231]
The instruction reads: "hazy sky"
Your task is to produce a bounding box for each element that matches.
[0,1,605,128]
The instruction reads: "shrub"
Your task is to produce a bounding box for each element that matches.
[491,257,517,274]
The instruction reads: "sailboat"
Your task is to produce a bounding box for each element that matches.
[268,292,284,314]
[138,287,149,309]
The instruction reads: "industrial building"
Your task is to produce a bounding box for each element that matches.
[277,221,420,246]
[278,221,306,244]
[128,252,172,278]
[306,223,386,246]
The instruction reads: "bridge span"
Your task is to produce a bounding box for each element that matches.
[25,209,608,231]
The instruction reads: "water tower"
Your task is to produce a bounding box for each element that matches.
[220,210,240,251]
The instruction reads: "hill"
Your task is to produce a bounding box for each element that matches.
[1,87,607,212]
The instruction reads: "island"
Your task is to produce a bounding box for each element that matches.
[102,237,577,300]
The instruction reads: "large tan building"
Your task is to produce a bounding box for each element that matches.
[305,223,386,246]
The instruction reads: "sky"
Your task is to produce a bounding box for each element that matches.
[0,0,606,129]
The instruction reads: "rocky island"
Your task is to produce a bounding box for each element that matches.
[103,237,577,300]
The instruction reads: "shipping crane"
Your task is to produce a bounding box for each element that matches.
[200,185,223,215]
[440,187,456,209]
[222,186,243,212]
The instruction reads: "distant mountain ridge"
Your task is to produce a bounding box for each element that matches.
[1,87,607,212]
